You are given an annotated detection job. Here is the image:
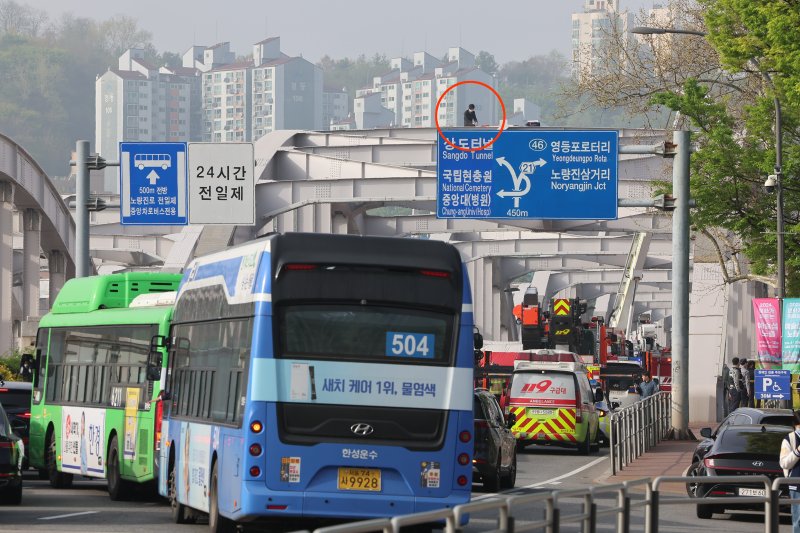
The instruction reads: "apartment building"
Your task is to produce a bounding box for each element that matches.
[571,0,634,80]
[353,46,497,129]
[323,87,349,129]
[95,48,200,193]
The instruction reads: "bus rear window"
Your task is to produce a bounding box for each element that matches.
[509,371,577,407]
[277,304,453,363]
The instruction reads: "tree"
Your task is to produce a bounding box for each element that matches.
[475,50,498,76]
[559,0,800,294]
[316,54,390,100]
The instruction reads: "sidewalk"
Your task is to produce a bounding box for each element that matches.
[596,423,711,494]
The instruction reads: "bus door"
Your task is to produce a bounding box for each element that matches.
[507,371,578,443]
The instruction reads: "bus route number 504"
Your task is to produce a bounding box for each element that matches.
[387,332,434,359]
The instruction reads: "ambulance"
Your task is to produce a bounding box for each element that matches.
[507,358,600,454]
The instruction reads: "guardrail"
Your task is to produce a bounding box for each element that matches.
[301,475,798,533]
[609,391,671,475]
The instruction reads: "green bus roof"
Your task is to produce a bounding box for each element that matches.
[48,272,182,315]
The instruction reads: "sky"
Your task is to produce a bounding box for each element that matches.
[23,0,657,63]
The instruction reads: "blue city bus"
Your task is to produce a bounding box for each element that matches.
[157,232,477,532]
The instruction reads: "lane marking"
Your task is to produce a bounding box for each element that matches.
[39,511,99,521]
[524,455,608,489]
[473,454,608,500]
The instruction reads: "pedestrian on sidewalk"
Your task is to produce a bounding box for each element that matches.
[747,359,756,407]
[726,357,744,415]
[779,410,800,533]
[740,358,751,408]
[639,371,660,399]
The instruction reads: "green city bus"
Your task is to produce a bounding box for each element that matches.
[29,272,180,499]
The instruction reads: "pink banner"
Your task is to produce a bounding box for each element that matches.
[753,298,782,369]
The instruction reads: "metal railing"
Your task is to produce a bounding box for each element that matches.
[304,475,798,533]
[609,391,671,475]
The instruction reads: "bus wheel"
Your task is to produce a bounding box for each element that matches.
[169,466,194,524]
[46,429,73,488]
[209,461,236,533]
[107,435,133,501]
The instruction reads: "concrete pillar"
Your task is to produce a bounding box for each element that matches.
[48,250,67,310]
[0,182,14,354]
[22,208,40,319]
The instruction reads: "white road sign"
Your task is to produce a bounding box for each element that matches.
[188,143,255,225]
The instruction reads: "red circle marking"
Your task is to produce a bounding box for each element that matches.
[435,80,507,153]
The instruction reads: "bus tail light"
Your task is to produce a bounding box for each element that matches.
[249,443,262,456]
[250,420,263,433]
[457,475,468,486]
[285,264,317,271]
[458,453,470,466]
[250,466,261,477]
[459,430,471,443]
[419,269,450,279]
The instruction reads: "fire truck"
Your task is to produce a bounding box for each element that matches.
[636,321,672,391]
[512,287,594,356]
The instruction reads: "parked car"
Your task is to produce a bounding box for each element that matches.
[473,388,517,491]
[713,407,794,434]
[0,401,23,504]
[0,381,31,468]
[687,423,791,519]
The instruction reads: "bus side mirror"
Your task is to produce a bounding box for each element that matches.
[473,331,483,350]
[146,335,168,381]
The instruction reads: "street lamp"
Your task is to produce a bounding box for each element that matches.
[631,25,785,297]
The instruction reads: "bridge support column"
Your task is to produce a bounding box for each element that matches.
[48,250,66,310]
[0,182,14,354]
[22,209,41,319]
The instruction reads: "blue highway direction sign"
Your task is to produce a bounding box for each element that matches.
[120,142,188,225]
[437,129,618,220]
[754,369,791,400]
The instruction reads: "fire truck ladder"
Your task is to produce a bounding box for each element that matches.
[607,232,651,330]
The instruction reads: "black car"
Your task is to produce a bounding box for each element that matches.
[0,401,23,504]
[473,389,517,491]
[0,381,31,467]
[714,407,794,431]
[687,423,790,519]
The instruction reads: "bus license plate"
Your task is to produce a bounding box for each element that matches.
[338,468,381,491]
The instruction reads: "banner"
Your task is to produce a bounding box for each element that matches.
[782,298,800,374]
[753,298,781,369]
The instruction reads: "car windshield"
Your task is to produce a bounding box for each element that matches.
[759,416,794,427]
[719,427,787,454]
[0,388,31,410]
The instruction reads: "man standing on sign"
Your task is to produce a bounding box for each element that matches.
[463,104,478,127]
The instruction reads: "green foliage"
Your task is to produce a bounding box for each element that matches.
[0,347,30,382]
[0,364,14,383]
[475,51,498,76]
[316,53,391,101]
[0,2,156,177]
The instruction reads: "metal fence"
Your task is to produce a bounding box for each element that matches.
[303,475,799,533]
[609,392,671,475]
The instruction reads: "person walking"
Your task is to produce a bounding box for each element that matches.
[779,410,800,532]
[639,371,660,399]
[727,357,744,415]
[463,104,478,127]
[747,360,756,407]
[740,358,751,408]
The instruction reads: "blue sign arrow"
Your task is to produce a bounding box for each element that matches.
[437,129,618,220]
[120,142,188,225]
